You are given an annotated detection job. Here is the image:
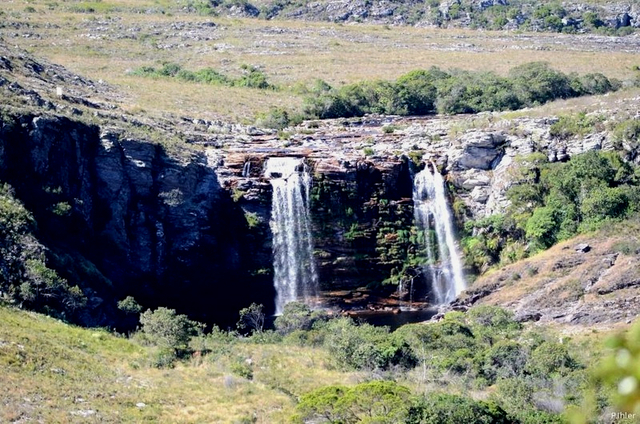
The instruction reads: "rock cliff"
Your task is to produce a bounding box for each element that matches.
[1,41,639,327]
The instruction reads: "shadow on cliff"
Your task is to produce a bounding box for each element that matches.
[0,114,274,329]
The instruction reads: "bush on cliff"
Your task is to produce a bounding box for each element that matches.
[464,150,640,269]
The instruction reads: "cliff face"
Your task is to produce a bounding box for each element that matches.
[0,114,276,326]
[0,112,432,322]
[3,106,638,325]
[2,41,640,327]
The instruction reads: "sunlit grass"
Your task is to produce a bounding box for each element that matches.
[2,1,639,121]
[0,305,362,423]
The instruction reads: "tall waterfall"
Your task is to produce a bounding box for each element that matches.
[265,157,319,314]
[413,164,465,305]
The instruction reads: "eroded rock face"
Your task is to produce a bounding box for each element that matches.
[2,40,640,327]
[450,132,506,171]
[4,104,640,325]
[0,115,273,326]
[457,233,640,326]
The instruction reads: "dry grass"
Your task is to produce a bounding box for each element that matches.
[2,0,639,121]
[0,305,359,423]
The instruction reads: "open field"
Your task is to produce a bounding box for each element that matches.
[2,0,639,122]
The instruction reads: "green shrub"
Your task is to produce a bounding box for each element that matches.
[138,307,200,353]
[131,63,274,90]
[467,305,521,331]
[274,301,327,335]
[158,62,182,77]
[613,119,640,149]
[301,63,615,120]
[230,359,254,380]
[255,107,291,130]
[479,340,529,384]
[525,206,559,249]
[117,296,142,314]
[148,347,178,369]
[237,302,265,334]
[321,317,415,370]
[235,64,273,89]
[549,113,602,140]
[527,341,579,377]
[579,186,629,222]
[294,381,413,424]
[416,392,511,424]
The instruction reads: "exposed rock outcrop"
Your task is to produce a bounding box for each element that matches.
[456,228,640,325]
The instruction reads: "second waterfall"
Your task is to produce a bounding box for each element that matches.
[264,157,319,315]
[413,164,466,305]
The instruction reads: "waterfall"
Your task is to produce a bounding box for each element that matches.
[242,161,251,177]
[264,157,319,314]
[413,164,465,305]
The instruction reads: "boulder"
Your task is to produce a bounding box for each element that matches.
[452,132,505,170]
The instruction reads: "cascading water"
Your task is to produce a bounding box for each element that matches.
[242,161,251,177]
[264,157,319,314]
[413,164,466,305]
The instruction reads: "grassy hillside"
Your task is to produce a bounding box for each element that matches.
[0,305,360,423]
[2,300,639,423]
[1,0,639,122]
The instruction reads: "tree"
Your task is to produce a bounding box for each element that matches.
[525,206,558,249]
[118,296,142,314]
[509,62,574,105]
[237,302,265,333]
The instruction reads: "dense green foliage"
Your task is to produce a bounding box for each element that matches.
[273,301,328,335]
[598,319,640,416]
[132,62,274,89]
[294,381,413,423]
[302,63,618,120]
[236,302,266,333]
[136,306,202,366]
[321,316,416,371]
[193,304,595,422]
[463,150,640,270]
[0,184,87,320]
[294,381,510,423]
[131,62,619,128]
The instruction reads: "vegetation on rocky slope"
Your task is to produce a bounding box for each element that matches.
[300,62,619,121]
[462,148,640,272]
